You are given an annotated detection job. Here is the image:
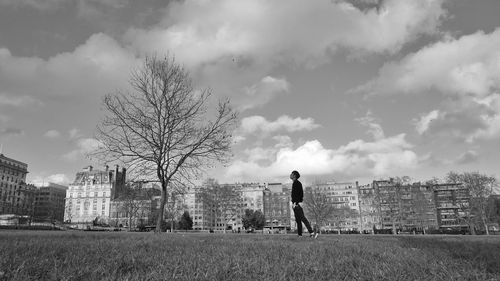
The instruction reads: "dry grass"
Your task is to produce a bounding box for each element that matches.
[1,231,499,281]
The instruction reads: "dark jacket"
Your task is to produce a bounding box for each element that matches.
[291,180,303,204]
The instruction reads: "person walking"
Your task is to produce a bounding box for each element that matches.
[290,170,318,238]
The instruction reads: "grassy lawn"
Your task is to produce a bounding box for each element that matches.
[1,231,499,281]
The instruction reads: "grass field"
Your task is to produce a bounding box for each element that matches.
[1,231,500,281]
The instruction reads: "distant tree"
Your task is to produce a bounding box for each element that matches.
[200,179,241,233]
[242,209,265,230]
[305,188,339,233]
[330,206,358,234]
[375,182,402,235]
[93,55,238,233]
[252,210,265,230]
[117,185,145,231]
[242,209,254,230]
[487,196,500,227]
[410,186,433,234]
[445,171,498,235]
[393,176,413,185]
[164,190,186,233]
[178,211,193,230]
[424,177,441,185]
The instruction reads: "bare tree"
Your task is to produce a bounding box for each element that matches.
[375,182,402,234]
[410,186,433,234]
[446,171,497,235]
[164,190,186,233]
[200,179,241,233]
[305,188,339,233]
[93,55,238,232]
[116,186,146,231]
[330,205,358,234]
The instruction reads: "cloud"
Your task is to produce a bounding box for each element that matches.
[356,28,500,97]
[68,128,82,140]
[0,0,66,11]
[124,0,446,69]
[44,130,61,139]
[63,138,101,161]
[238,115,321,137]
[30,173,71,186]
[0,127,24,138]
[0,93,43,107]
[0,33,140,102]
[0,0,128,11]
[224,133,419,182]
[236,76,289,111]
[455,150,479,165]
[356,28,500,141]
[414,110,440,135]
[355,111,385,140]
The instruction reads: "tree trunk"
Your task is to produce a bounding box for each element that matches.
[156,184,167,233]
[469,222,476,235]
[483,217,490,235]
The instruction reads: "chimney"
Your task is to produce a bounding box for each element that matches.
[105,165,109,172]
[88,165,93,172]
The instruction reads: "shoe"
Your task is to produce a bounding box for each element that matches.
[310,232,318,239]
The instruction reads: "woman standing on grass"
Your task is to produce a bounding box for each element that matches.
[290,170,318,238]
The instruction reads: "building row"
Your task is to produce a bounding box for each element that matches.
[0,154,67,225]
[0,153,488,233]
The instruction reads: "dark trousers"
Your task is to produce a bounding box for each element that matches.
[293,204,313,236]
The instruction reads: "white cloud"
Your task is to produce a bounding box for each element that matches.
[0,33,140,102]
[124,0,445,69]
[355,111,385,140]
[30,173,71,186]
[236,76,289,111]
[356,28,500,141]
[224,134,418,182]
[238,115,321,137]
[68,128,82,140]
[0,93,43,107]
[0,0,65,11]
[356,29,500,97]
[43,129,61,139]
[414,110,440,135]
[455,150,478,165]
[0,0,128,11]
[63,138,102,161]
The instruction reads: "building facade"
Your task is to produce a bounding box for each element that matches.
[33,183,67,223]
[307,181,361,232]
[64,165,126,226]
[0,153,32,215]
[372,179,446,233]
[358,183,380,233]
[263,183,291,231]
[432,183,470,230]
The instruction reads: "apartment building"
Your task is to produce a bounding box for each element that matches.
[307,181,361,232]
[64,165,126,226]
[263,183,291,231]
[0,153,32,215]
[432,183,469,230]
[33,183,67,223]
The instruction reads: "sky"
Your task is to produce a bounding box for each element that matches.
[0,0,500,187]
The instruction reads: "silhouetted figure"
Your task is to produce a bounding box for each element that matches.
[290,170,318,239]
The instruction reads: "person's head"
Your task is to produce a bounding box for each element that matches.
[290,170,300,181]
